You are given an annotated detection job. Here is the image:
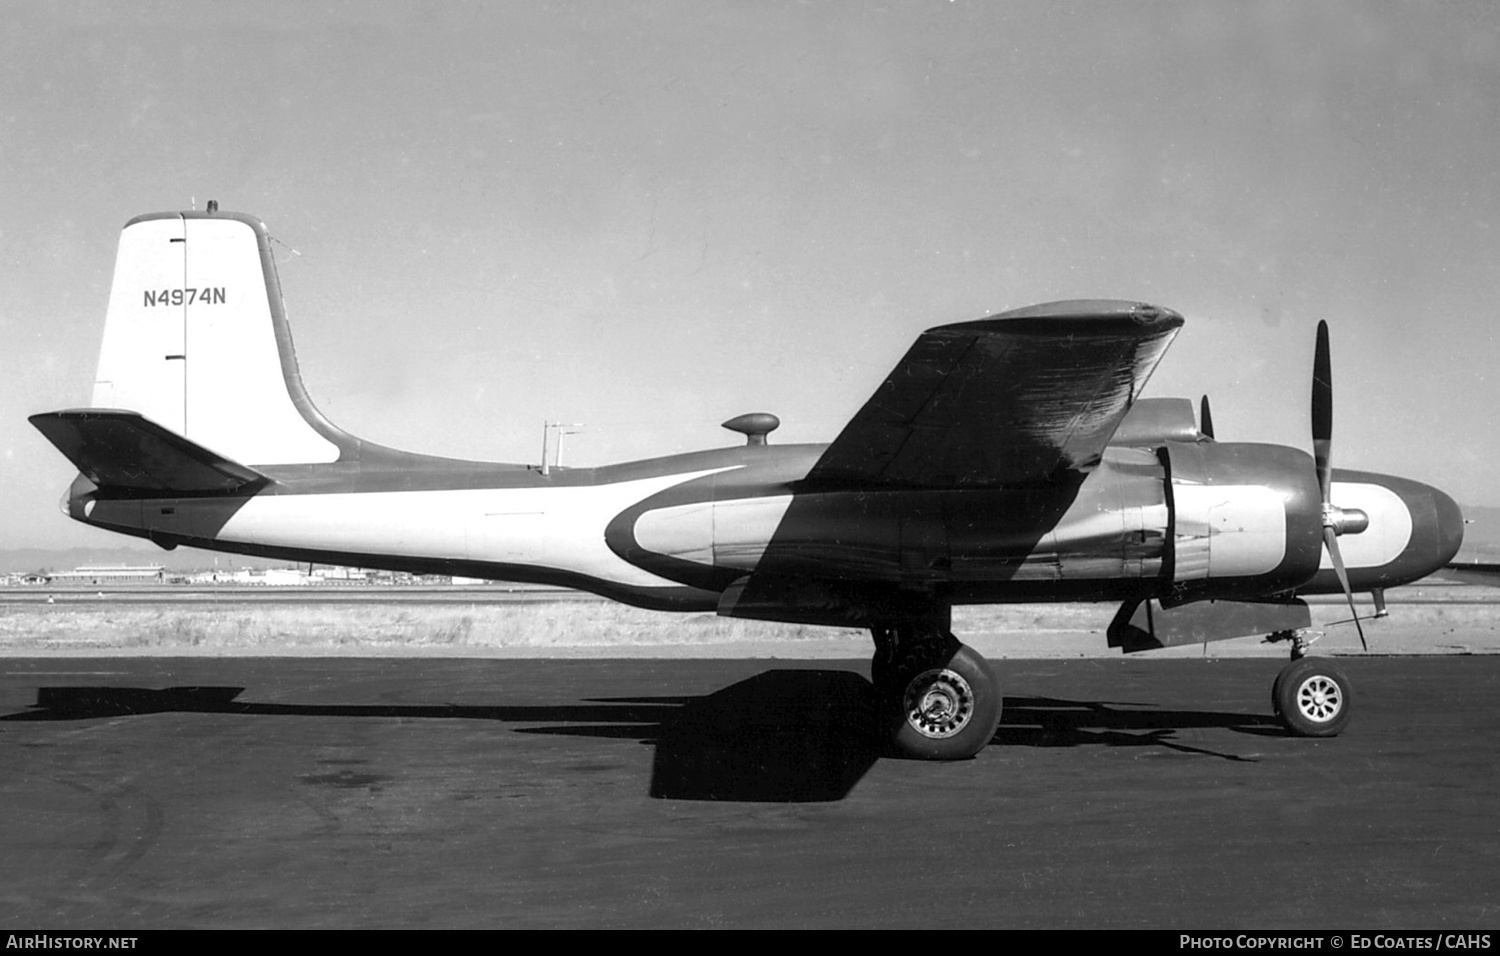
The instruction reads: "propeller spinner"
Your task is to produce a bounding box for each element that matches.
[1312,320,1370,651]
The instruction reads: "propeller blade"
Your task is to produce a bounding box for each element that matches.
[1324,526,1369,651]
[1199,395,1214,440]
[1312,320,1333,504]
[1310,320,1368,652]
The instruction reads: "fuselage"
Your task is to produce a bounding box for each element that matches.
[64,434,1464,623]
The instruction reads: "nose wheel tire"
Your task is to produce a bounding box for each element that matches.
[1273,657,1353,737]
[878,643,1001,760]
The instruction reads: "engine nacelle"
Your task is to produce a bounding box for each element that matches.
[1162,441,1324,603]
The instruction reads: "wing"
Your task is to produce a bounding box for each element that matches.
[806,300,1184,488]
[30,409,269,494]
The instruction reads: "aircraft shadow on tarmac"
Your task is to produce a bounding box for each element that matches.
[3,670,1280,802]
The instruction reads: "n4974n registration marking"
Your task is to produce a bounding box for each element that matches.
[142,287,226,307]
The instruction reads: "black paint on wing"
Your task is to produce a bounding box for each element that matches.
[806,300,1184,489]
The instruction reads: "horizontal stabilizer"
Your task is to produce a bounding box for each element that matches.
[1107,597,1311,654]
[29,409,269,494]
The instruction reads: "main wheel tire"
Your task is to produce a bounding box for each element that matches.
[886,643,1001,760]
[1274,657,1353,737]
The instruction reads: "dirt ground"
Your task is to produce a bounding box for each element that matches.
[1,582,1495,659]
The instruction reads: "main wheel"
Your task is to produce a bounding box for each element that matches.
[1273,657,1353,737]
[885,643,1001,760]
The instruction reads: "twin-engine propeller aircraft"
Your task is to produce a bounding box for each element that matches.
[31,208,1464,760]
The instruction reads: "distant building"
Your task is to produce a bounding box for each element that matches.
[187,570,241,585]
[312,566,368,585]
[48,565,165,586]
[182,564,382,586]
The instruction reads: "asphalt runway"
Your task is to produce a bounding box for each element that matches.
[2,656,1497,929]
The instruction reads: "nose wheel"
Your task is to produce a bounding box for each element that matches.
[1273,656,1353,737]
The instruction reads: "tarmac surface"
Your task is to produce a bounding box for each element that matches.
[2,654,1498,929]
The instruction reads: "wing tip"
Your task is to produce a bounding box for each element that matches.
[932,300,1184,336]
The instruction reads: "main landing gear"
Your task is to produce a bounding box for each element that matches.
[870,623,1002,760]
[1268,630,1354,738]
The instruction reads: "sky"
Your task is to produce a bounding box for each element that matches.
[2,1,1498,550]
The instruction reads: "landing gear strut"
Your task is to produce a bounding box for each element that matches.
[870,623,1001,760]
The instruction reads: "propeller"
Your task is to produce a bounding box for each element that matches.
[1199,395,1214,440]
[1311,320,1368,651]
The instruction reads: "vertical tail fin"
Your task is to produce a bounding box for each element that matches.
[91,210,346,465]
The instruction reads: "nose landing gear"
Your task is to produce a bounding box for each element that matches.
[1267,630,1353,737]
[1273,655,1354,737]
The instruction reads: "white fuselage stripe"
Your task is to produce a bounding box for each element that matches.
[214,467,736,587]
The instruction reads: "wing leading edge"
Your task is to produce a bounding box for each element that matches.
[806,300,1184,488]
